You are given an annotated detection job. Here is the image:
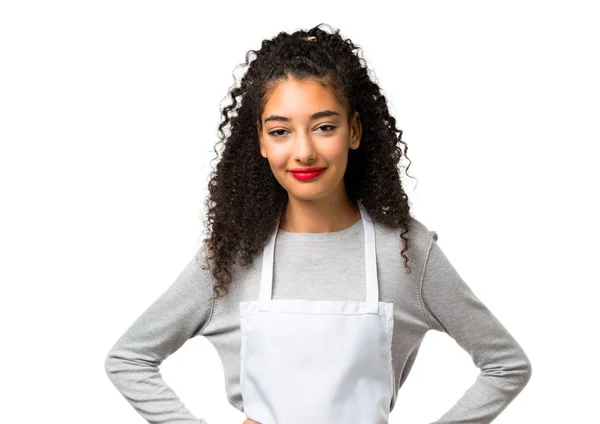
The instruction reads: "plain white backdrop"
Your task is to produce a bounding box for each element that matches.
[1,1,598,423]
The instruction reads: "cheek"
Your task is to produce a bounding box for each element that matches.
[320,143,350,164]
[266,149,288,169]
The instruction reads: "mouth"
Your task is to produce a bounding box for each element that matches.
[289,167,326,181]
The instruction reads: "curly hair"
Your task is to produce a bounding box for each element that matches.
[196,23,417,301]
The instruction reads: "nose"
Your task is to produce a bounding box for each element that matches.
[293,130,316,162]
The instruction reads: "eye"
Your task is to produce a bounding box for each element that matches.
[317,124,337,132]
[268,129,288,138]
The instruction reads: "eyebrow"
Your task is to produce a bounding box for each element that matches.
[263,110,340,124]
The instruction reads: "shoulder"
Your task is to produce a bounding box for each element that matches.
[373,214,437,263]
[373,214,436,248]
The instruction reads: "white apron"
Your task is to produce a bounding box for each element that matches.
[239,201,395,424]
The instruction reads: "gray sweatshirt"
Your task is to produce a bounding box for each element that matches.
[104,216,532,424]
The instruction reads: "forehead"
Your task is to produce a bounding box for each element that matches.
[262,78,344,119]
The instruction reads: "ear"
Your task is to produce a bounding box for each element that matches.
[349,111,362,150]
[257,120,267,158]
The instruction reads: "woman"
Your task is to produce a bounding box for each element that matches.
[105,23,532,424]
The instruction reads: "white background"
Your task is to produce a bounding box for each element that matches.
[1,1,598,423]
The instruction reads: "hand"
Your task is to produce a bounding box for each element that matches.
[243,420,260,424]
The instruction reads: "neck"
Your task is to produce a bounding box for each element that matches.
[279,193,361,234]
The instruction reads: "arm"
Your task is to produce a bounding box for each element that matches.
[104,250,214,424]
[420,231,532,423]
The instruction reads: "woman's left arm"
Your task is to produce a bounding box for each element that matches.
[420,231,533,424]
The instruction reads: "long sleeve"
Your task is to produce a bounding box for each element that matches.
[104,251,215,424]
[420,231,532,424]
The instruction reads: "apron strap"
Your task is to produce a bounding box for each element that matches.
[259,223,277,311]
[359,201,380,314]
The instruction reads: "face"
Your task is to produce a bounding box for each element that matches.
[257,78,362,202]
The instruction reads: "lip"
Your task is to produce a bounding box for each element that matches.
[289,167,326,173]
[289,167,326,181]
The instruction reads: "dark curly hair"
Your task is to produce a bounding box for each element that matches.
[197,23,417,301]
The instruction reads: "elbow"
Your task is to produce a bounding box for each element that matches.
[104,348,121,381]
[104,350,115,377]
[509,351,533,394]
[517,344,533,387]
[481,350,533,394]
[521,355,533,387]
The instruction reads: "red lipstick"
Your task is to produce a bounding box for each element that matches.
[289,167,326,181]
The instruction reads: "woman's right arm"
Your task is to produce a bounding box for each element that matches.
[104,250,215,424]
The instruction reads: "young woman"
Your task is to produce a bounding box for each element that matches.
[105,23,532,424]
